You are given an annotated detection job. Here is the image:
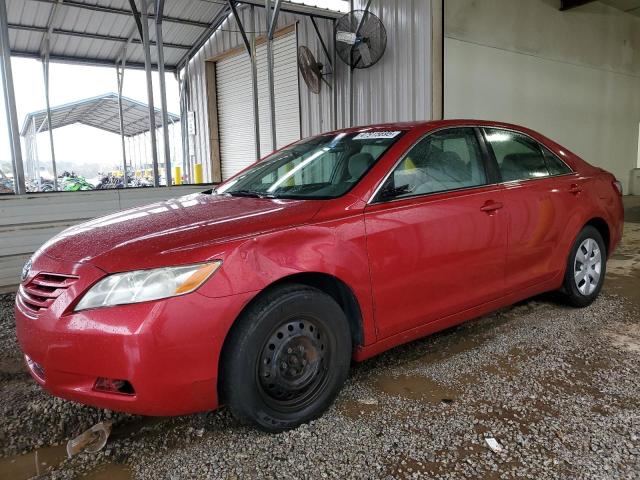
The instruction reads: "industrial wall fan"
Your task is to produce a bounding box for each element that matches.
[335,9,387,69]
[298,45,329,94]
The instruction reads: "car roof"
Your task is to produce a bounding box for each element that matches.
[326,119,537,136]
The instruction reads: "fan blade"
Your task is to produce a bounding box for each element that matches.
[336,31,357,45]
[358,43,373,66]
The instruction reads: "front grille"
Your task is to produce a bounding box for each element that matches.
[19,272,78,314]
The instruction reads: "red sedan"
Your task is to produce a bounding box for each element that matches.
[15,120,623,431]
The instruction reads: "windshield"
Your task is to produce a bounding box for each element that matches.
[216,130,406,199]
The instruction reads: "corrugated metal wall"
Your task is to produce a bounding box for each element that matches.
[184,0,433,182]
[0,186,210,292]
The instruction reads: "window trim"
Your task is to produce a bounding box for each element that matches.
[479,127,575,185]
[368,126,497,205]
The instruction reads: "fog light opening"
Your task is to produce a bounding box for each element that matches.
[94,377,135,396]
[25,355,45,381]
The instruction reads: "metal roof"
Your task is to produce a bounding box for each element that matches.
[6,0,346,71]
[20,92,180,137]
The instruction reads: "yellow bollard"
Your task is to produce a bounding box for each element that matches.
[194,163,203,184]
[173,166,182,185]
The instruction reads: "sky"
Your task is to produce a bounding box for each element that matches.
[0,57,180,178]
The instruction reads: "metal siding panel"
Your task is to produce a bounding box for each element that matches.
[217,52,256,180]
[216,31,300,179]
[184,1,433,179]
[0,186,209,292]
[256,31,301,155]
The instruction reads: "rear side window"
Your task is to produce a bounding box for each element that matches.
[483,128,549,181]
[375,127,487,201]
[542,147,572,175]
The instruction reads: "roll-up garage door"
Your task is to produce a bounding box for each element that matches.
[216,30,300,180]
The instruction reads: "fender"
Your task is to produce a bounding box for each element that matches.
[197,211,376,347]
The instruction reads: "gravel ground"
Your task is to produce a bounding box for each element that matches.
[1,202,639,479]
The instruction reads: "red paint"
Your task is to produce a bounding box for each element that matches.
[15,120,624,415]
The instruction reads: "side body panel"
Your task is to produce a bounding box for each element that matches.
[500,174,585,292]
[363,186,508,339]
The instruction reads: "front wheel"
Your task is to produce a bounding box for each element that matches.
[221,284,352,432]
[561,226,607,307]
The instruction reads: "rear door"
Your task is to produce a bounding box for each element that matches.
[481,128,578,292]
[364,127,508,339]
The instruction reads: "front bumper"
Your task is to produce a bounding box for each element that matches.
[15,254,254,416]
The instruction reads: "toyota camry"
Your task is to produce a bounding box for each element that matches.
[15,120,624,431]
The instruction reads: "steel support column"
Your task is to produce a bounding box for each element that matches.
[155,0,172,186]
[332,18,337,130]
[250,5,261,159]
[348,0,353,127]
[39,1,62,191]
[228,0,261,160]
[0,0,26,194]
[41,46,59,190]
[348,0,371,127]
[265,0,282,151]
[178,69,190,182]
[310,16,335,131]
[31,116,41,190]
[116,55,128,187]
[139,1,160,186]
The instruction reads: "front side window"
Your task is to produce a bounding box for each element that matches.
[484,128,550,181]
[216,130,405,199]
[375,127,488,202]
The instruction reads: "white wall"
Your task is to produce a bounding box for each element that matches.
[444,0,640,191]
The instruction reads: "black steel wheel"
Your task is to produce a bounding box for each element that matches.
[221,284,351,432]
[257,317,330,411]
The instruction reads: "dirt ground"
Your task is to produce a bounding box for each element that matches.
[0,197,639,479]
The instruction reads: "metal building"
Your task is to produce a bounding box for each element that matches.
[183,0,439,182]
[0,0,442,292]
[2,0,442,189]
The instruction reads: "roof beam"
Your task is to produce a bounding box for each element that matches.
[127,0,145,41]
[8,23,192,50]
[175,0,343,70]
[227,0,251,55]
[38,0,63,57]
[10,49,175,71]
[175,3,231,70]
[28,0,211,29]
[238,0,343,20]
[116,0,154,67]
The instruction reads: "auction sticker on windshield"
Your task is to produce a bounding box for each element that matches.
[353,131,402,140]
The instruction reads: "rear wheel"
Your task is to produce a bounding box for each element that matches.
[561,226,606,307]
[221,284,351,432]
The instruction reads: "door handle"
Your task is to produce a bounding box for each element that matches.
[480,201,503,213]
[568,184,582,195]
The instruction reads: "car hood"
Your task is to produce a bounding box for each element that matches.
[38,193,323,272]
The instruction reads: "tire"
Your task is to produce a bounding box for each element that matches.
[561,226,607,308]
[220,284,352,432]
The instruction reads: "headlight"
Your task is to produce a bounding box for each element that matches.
[74,261,222,311]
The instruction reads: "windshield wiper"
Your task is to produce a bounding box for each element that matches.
[227,189,278,199]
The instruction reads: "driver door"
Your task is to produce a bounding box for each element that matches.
[364,127,508,339]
